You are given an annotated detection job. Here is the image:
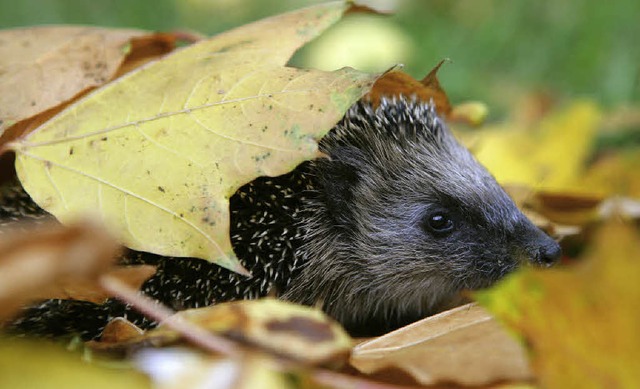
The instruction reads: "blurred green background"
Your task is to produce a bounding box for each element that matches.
[1,0,638,119]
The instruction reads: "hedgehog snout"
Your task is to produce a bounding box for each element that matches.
[532,238,561,267]
[523,229,562,267]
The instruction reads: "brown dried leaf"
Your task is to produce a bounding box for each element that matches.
[36,264,156,304]
[0,100,76,156]
[0,220,120,321]
[96,274,238,356]
[366,60,452,116]
[344,4,391,15]
[113,32,189,78]
[0,26,182,149]
[503,184,581,239]
[350,303,531,386]
[532,191,603,226]
[100,317,145,343]
[0,26,150,135]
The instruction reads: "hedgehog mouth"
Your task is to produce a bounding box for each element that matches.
[460,257,518,290]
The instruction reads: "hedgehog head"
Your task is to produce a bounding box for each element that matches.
[286,97,560,335]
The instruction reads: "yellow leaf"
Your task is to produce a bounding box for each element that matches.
[366,60,452,116]
[0,337,149,389]
[11,3,379,273]
[580,149,640,199]
[449,101,489,126]
[473,101,602,194]
[111,298,352,368]
[476,218,640,388]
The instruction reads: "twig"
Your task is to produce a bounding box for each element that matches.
[99,274,239,356]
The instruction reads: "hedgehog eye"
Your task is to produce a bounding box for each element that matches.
[423,211,455,236]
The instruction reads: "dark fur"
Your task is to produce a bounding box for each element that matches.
[4,97,560,338]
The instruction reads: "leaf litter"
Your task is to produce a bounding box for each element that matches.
[10,2,380,274]
[0,26,147,135]
[350,303,532,386]
[477,216,640,388]
[0,219,121,321]
[0,2,639,389]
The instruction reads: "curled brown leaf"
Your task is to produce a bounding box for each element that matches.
[0,219,120,321]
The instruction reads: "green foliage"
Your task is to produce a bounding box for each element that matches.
[397,1,640,113]
[0,0,637,115]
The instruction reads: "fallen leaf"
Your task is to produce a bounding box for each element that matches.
[0,337,149,389]
[0,30,182,148]
[350,303,531,386]
[100,317,145,343]
[0,220,120,321]
[310,369,431,389]
[532,191,603,226]
[97,274,238,356]
[367,60,451,116]
[11,2,379,274]
[37,264,156,304]
[472,100,603,194]
[100,298,352,367]
[580,149,640,199]
[476,217,640,388]
[449,100,489,126]
[0,26,147,135]
[516,150,640,226]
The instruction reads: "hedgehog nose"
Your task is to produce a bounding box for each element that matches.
[537,240,561,267]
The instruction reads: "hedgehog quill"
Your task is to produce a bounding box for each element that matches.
[4,97,560,338]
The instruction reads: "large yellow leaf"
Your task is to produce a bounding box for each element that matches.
[476,218,640,387]
[472,101,602,194]
[10,2,378,273]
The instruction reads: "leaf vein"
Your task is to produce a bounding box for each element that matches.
[19,151,227,261]
[187,110,306,154]
[135,124,204,168]
[220,68,262,103]
[123,195,145,247]
[44,162,68,211]
[21,89,322,148]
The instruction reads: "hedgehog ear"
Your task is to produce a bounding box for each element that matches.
[317,147,361,226]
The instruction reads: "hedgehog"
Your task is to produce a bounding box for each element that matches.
[3,97,561,338]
